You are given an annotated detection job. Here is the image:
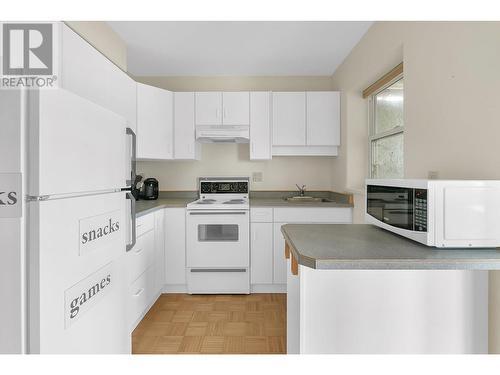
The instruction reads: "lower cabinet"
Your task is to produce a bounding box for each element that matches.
[127,211,165,332]
[250,206,354,292]
[154,210,165,293]
[164,208,187,290]
[126,229,155,285]
[127,265,155,331]
[250,222,273,284]
[273,223,288,284]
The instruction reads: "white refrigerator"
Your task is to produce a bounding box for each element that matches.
[2,88,137,353]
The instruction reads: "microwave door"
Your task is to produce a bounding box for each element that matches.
[383,204,413,230]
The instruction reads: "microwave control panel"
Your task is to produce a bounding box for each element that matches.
[414,189,428,232]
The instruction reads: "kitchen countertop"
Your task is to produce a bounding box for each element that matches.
[250,198,353,208]
[281,224,500,270]
[136,198,195,217]
[135,192,354,217]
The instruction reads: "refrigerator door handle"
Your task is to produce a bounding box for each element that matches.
[126,127,137,186]
[126,192,136,252]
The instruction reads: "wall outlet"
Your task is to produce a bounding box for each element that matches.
[252,172,263,183]
[428,171,439,179]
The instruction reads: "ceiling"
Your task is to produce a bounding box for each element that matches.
[108,21,372,76]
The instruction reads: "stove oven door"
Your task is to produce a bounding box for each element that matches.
[186,210,249,268]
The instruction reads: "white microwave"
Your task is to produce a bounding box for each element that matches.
[365,179,500,248]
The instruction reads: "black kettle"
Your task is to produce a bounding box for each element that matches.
[140,178,159,200]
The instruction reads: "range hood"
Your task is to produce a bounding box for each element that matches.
[196,125,249,144]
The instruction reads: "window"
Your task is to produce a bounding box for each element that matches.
[368,76,404,179]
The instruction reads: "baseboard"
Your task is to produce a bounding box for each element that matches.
[163,284,188,293]
[162,284,286,294]
[251,284,287,293]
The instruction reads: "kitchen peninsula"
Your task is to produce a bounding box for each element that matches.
[282,224,500,354]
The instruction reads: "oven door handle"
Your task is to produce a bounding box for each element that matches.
[188,211,247,215]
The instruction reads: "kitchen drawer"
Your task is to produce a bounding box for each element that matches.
[273,207,353,223]
[187,268,250,294]
[250,207,273,222]
[128,266,155,331]
[136,213,155,237]
[127,229,155,284]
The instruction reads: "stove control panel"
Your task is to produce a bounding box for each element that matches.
[200,180,249,194]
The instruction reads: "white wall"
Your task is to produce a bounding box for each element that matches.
[330,21,500,353]
[135,75,337,192]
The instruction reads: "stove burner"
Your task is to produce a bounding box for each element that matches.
[196,199,216,204]
[223,199,246,204]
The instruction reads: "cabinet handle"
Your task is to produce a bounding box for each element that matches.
[223,107,227,118]
[251,142,255,154]
[133,288,144,297]
[216,108,220,119]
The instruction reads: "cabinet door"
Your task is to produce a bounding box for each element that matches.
[136,83,173,160]
[223,92,249,125]
[250,92,272,160]
[174,92,200,160]
[164,208,186,285]
[273,223,287,284]
[272,92,306,146]
[154,210,165,294]
[250,223,273,284]
[60,24,137,133]
[306,92,340,146]
[195,92,222,125]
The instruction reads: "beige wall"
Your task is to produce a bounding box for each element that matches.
[134,75,333,92]
[330,21,500,353]
[64,21,127,71]
[135,75,336,192]
[138,144,334,191]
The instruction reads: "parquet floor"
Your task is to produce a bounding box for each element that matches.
[132,293,286,354]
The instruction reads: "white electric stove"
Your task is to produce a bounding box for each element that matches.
[186,177,250,211]
[186,177,250,294]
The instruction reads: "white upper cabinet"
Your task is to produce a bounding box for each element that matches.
[249,92,272,160]
[195,92,222,125]
[195,91,250,126]
[59,24,137,133]
[174,92,200,160]
[136,83,173,160]
[272,92,306,146]
[222,92,250,125]
[272,91,340,156]
[306,92,340,146]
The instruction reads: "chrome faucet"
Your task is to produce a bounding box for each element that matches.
[296,184,306,197]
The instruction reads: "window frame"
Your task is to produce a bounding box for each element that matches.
[368,73,404,179]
